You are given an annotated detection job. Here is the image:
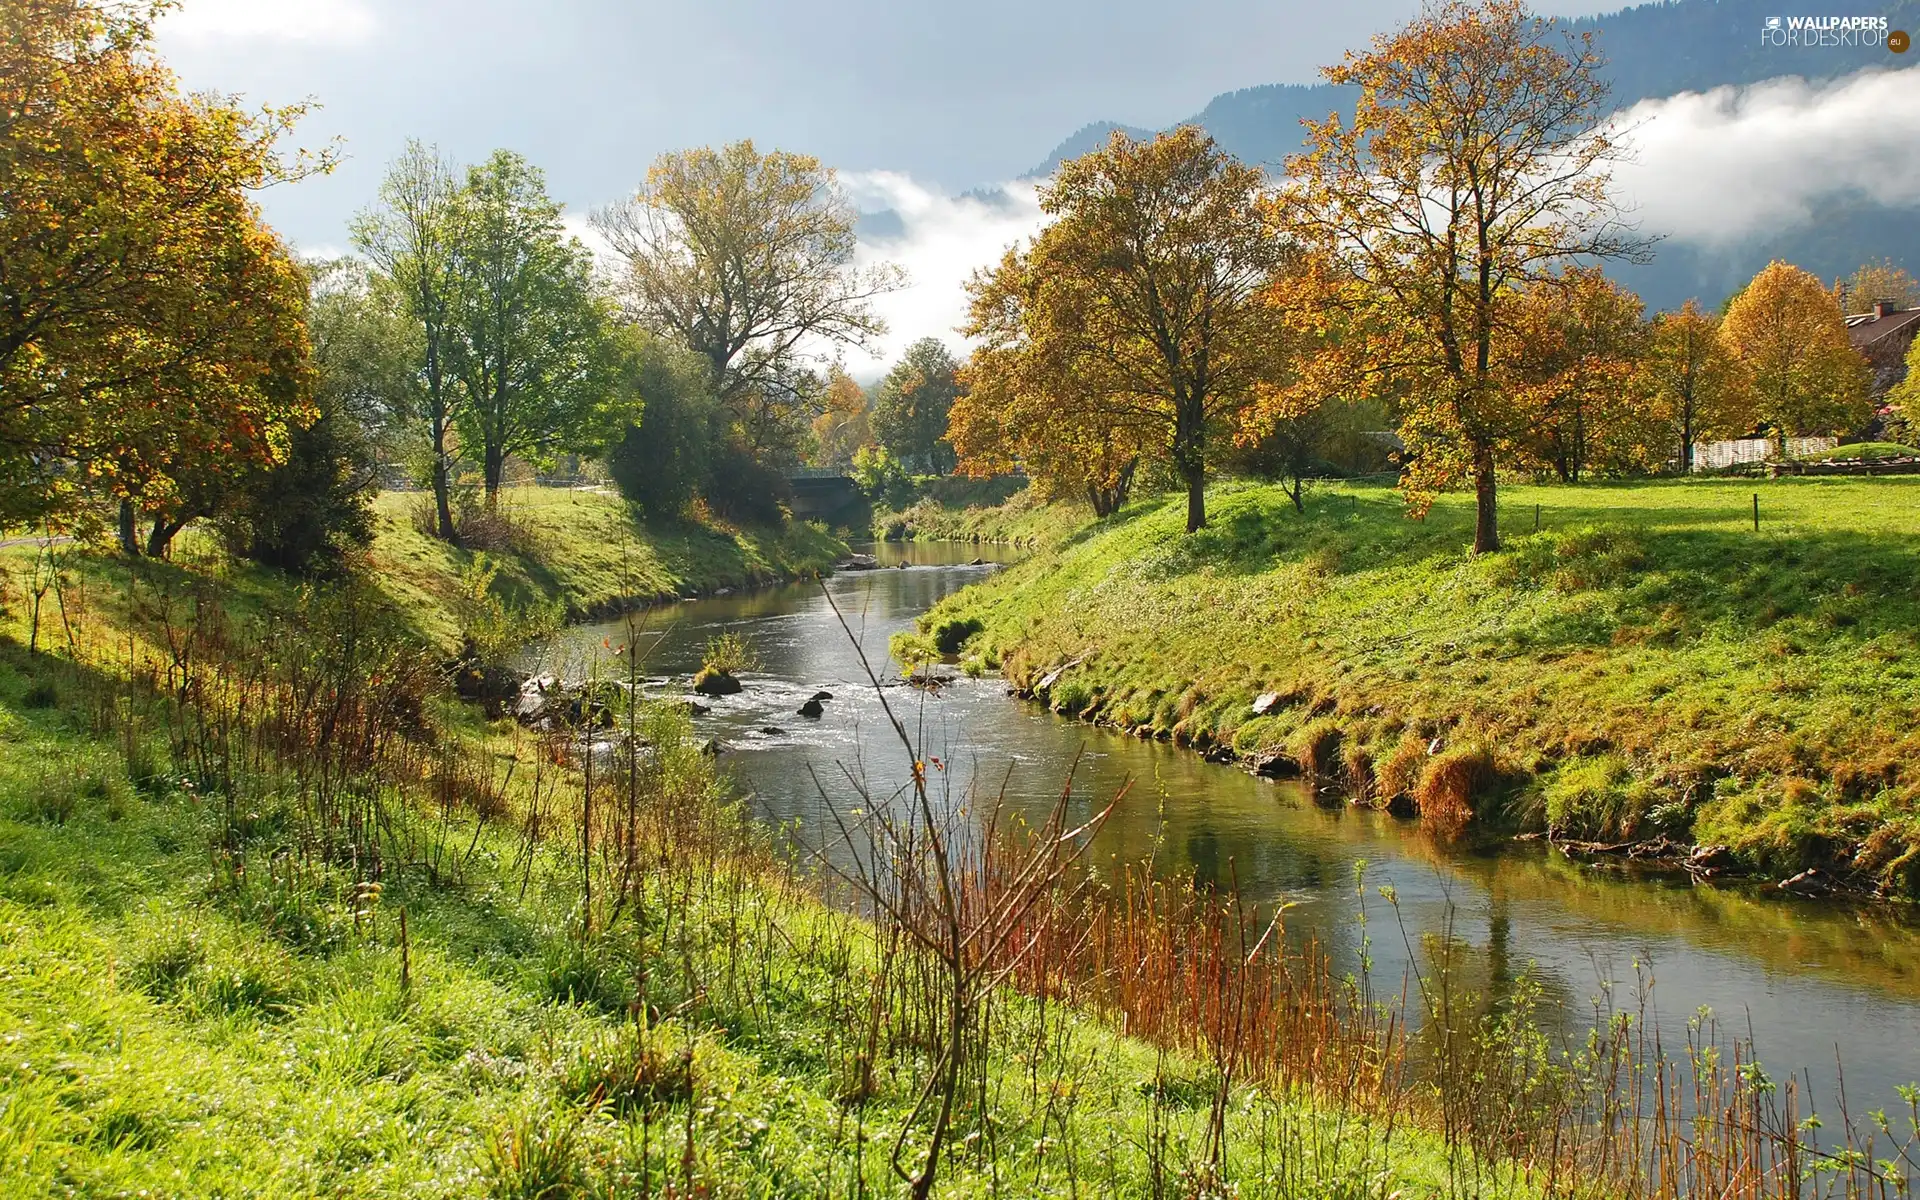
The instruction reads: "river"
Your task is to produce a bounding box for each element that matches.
[534,539,1920,1115]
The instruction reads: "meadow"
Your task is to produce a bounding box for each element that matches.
[916,475,1920,896]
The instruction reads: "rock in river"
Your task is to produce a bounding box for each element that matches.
[797,698,824,718]
[692,669,743,696]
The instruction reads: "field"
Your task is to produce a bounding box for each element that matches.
[918,476,1920,894]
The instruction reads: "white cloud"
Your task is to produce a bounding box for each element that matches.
[1610,67,1920,246]
[843,173,1046,367]
[160,0,378,45]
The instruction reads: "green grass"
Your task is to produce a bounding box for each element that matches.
[1798,442,1920,462]
[874,484,1085,546]
[370,488,847,650]
[920,476,1920,893]
[0,650,1515,1198]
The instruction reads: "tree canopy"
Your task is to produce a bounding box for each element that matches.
[953,128,1289,532]
[1,0,321,537]
[593,141,904,467]
[872,338,961,475]
[1722,261,1872,455]
[1283,0,1647,552]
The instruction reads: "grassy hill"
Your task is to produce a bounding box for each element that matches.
[918,477,1920,896]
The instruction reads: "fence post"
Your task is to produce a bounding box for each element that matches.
[1752,493,1760,532]
[1533,504,1541,533]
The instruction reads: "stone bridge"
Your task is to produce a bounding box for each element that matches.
[788,471,865,523]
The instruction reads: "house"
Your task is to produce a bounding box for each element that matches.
[1845,299,1920,397]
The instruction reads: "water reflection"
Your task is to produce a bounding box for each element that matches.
[535,540,1920,1112]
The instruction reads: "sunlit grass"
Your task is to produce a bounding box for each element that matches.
[924,476,1920,893]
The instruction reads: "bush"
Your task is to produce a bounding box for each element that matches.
[220,407,378,576]
[930,616,984,656]
[703,441,792,525]
[700,631,759,676]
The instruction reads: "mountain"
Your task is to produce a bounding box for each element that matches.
[1024,0,1920,308]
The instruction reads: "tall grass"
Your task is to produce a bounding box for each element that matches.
[2,545,1917,1197]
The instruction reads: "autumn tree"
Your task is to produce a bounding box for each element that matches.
[1841,259,1920,312]
[956,128,1288,532]
[1285,0,1647,552]
[951,339,1153,517]
[1645,300,1751,471]
[1721,261,1871,456]
[872,338,961,474]
[811,366,873,470]
[1,0,321,536]
[354,143,463,541]
[1512,268,1657,481]
[445,150,615,504]
[592,141,904,466]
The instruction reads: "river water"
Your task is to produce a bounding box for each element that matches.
[535,540,1920,1114]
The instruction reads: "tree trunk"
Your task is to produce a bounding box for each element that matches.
[146,515,188,558]
[118,499,141,556]
[431,436,458,544]
[483,443,504,509]
[1472,442,1500,555]
[1680,407,1695,473]
[1184,463,1207,533]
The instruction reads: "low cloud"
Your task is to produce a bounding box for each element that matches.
[843,173,1046,367]
[1610,66,1920,246]
[160,0,378,45]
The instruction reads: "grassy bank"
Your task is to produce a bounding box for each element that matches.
[370,487,847,649]
[2,491,1910,1197]
[0,504,1548,1199]
[874,482,1077,546]
[919,476,1920,897]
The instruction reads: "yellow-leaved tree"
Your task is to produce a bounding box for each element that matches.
[951,128,1290,532]
[1,0,324,544]
[1721,261,1871,457]
[1510,267,1657,482]
[1283,0,1649,552]
[1644,300,1752,471]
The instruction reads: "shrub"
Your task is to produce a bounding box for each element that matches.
[1414,745,1500,832]
[930,616,984,656]
[700,631,759,677]
[219,406,377,576]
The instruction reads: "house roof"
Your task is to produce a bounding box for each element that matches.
[1846,307,1920,349]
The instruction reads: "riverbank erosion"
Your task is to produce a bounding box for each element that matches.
[916,477,1920,900]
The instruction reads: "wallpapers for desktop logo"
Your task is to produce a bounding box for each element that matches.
[1760,13,1907,50]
